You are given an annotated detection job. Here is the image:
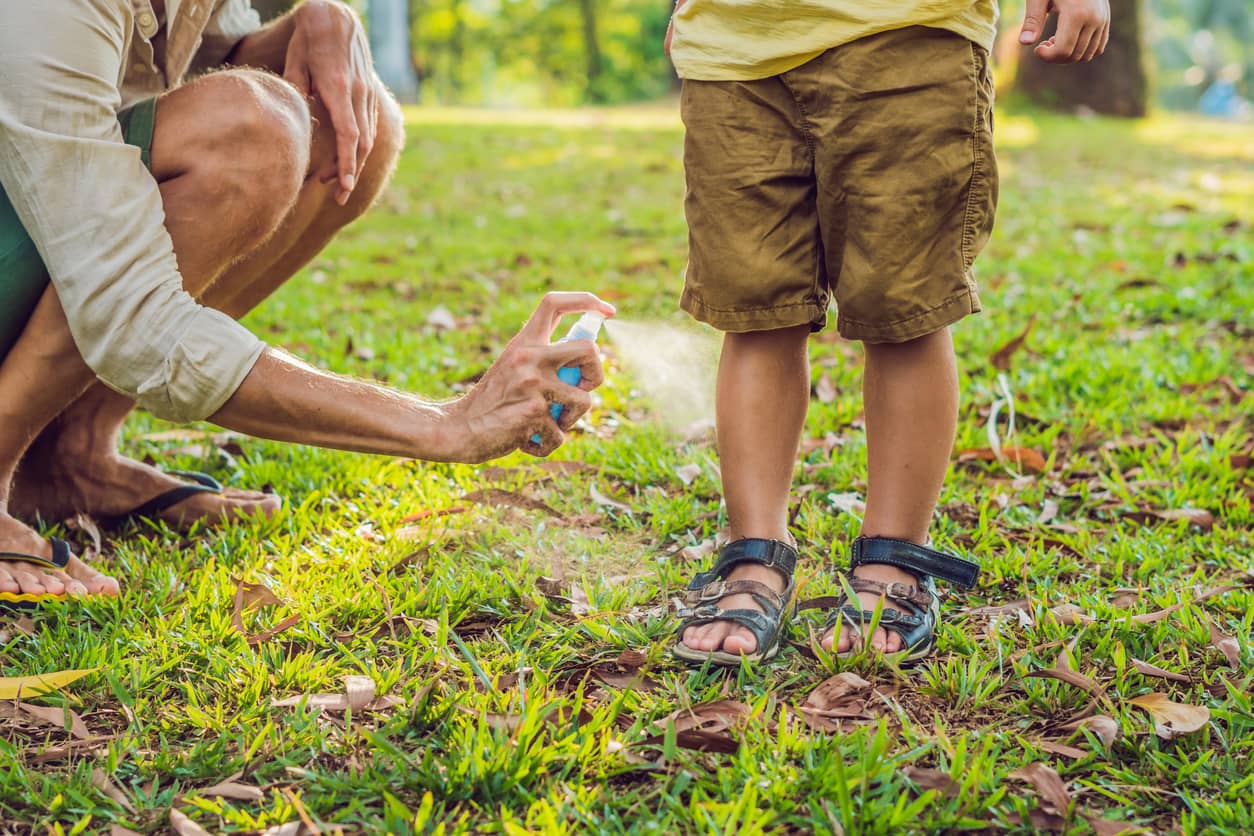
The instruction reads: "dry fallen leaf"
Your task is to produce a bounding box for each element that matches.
[1026,665,1106,699]
[656,699,753,735]
[1206,617,1241,671]
[19,702,90,740]
[463,488,562,517]
[1121,508,1214,531]
[201,771,265,801]
[827,492,866,516]
[92,768,136,813]
[1059,714,1120,750]
[957,445,1049,474]
[900,765,960,797]
[169,809,212,836]
[589,484,632,513]
[426,305,457,331]
[0,668,98,700]
[1130,658,1190,683]
[1037,740,1088,760]
[813,373,838,404]
[675,463,703,485]
[1048,604,1096,626]
[271,676,403,713]
[990,314,1037,371]
[1010,762,1071,823]
[1128,692,1210,740]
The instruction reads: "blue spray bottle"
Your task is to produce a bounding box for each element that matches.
[531,311,605,445]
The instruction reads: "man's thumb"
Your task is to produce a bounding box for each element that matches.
[1020,0,1048,43]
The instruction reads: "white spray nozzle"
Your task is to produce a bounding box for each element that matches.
[563,312,605,342]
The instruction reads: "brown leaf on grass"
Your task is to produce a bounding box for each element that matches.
[1121,508,1214,531]
[271,676,403,713]
[1048,604,1096,625]
[900,766,960,797]
[1206,618,1241,670]
[804,672,872,711]
[230,578,300,645]
[964,599,1031,617]
[19,702,90,740]
[91,768,135,813]
[201,771,265,801]
[233,578,282,611]
[679,538,717,563]
[462,488,562,517]
[990,314,1037,370]
[675,463,703,485]
[595,670,662,692]
[1125,581,1250,625]
[589,484,632,513]
[1010,761,1071,817]
[1059,714,1120,750]
[169,809,212,836]
[957,445,1049,474]
[1179,375,1244,404]
[655,700,753,735]
[1084,815,1147,836]
[398,506,468,524]
[1026,665,1106,699]
[68,513,103,556]
[111,826,144,836]
[813,373,837,404]
[1037,740,1088,760]
[535,577,594,616]
[1131,658,1191,683]
[615,649,648,669]
[1128,693,1210,740]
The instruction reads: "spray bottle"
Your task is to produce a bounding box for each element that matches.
[531,311,605,445]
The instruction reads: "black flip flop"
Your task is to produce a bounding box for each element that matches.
[0,538,73,613]
[116,470,224,523]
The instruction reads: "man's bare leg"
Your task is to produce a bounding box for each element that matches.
[680,325,810,655]
[10,72,403,529]
[823,328,959,653]
[0,68,398,596]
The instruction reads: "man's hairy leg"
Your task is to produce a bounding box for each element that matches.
[0,69,319,596]
[11,70,404,530]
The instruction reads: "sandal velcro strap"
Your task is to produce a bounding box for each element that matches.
[706,538,797,579]
[851,537,979,589]
[839,605,924,629]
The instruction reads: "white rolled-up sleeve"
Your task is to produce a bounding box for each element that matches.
[193,0,264,72]
[0,0,265,423]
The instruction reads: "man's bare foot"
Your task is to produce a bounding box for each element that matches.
[0,513,119,601]
[820,563,919,654]
[11,449,280,529]
[680,563,787,656]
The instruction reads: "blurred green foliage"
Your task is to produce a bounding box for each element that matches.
[257,0,1249,111]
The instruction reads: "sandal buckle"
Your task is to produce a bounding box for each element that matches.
[884,582,917,601]
[699,580,727,602]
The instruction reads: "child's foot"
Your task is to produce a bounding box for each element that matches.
[820,563,919,653]
[680,562,788,655]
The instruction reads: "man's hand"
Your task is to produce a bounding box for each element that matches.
[1020,0,1110,64]
[284,0,377,205]
[445,293,617,464]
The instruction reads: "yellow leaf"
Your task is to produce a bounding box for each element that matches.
[0,668,97,700]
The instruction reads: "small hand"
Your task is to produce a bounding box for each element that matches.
[447,292,616,464]
[284,0,377,205]
[1020,0,1110,64]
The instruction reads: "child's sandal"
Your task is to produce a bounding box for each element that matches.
[800,536,979,665]
[672,538,797,667]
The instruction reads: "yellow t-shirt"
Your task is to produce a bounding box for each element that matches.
[669,0,999,80]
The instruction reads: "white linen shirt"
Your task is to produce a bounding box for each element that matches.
[0,0,267,423]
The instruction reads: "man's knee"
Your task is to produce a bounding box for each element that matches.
[155,69,312,243]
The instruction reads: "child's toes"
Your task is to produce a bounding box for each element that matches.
[720,626,758,656]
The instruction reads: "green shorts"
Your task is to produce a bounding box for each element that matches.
[0,96,157,360]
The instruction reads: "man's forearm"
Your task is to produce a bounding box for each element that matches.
[225,5,300,71]
[211,348,461,461]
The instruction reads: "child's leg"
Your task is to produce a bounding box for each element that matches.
[680,325,810,655]
[822,327,959,652]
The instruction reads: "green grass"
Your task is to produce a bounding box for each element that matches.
[2,103,1251,835]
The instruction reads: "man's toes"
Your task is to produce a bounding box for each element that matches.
[720,626,758,656]
[10,569,51,595]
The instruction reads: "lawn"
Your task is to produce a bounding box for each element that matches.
[1,103,1251,835]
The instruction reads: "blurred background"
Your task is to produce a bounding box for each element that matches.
[252,0,1252,118]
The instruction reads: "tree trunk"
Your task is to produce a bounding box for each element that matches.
[367,0,420,102]
[578,0,605,102]
[1015,0,1148,117]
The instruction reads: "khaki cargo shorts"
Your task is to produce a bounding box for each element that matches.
[680,26,998,343]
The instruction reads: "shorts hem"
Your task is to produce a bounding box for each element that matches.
[681,289,827,333]
[838,289,982,343]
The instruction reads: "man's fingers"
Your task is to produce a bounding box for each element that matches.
[547,385,593,430]
[352,82,374,183]
[519,292,616,342]
[524,419,565,458]
[1071,26,1098,62]
[542,340,604,388]
[1089,21,1110,60]
[1080,25,1103,61]
[1019,0,1050,43]
[322,79,360,204]
[284,60,312,97]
